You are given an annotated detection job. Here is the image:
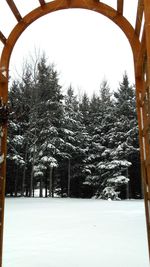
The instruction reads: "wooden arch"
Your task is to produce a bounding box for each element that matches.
[0,0,150,265]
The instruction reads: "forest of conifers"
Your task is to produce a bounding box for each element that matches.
[6,54,142,199]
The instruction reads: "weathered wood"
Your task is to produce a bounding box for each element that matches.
[135,0,144,37]
[5,0,22,22]
[39,0,46,6]
[143,0,150,205]
[117,0,124,15]
[135,28,146,78]
[144,0,150,85]
[0,125,7,267]
[0,32,6,45]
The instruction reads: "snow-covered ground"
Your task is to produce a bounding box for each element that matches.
[2,198,149,267]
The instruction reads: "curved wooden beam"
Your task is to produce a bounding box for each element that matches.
[0,32,6,45]
[0,0,140,91]
[6,0,22,22]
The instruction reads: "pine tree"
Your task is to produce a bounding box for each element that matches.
[79,92,90,127]
[30,54,64,197]
[113,72,141,198]
[7,54,64,197]
[59,86,89,197]
[7,80,27,196]
[114,72,136,119]
[84,81,115,198]
[7,62,141,199]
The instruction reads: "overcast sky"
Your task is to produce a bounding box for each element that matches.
[8,4,136,97]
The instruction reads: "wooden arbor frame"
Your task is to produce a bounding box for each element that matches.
[0,0,150,265]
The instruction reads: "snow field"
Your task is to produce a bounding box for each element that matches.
[3,198,149,267]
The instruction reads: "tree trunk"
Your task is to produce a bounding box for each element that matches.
[30,142,36,197]
[25,187,29,197]
[49,166,53,197]
[60,172,64,198]
[14,165,19,197]
[39,176,43,197]
[14,175,18,197]
[68,158,71,197]
[33,181,35,197]
[52,167,54,198]
[21,143,28,197]
[126,168,130,199]
[45,175,48,198]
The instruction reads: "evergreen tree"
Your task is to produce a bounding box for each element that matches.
[59,86,89,197]
[7,61,141,200]
[7,54,64,197]
[84,81,115,198]
[79,92,90,127]
[114,72,136,119]
[30,54,64,197]
[113,72,141,198]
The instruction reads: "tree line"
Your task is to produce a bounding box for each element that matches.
[6,54,142,199]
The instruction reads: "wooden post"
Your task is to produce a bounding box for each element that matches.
[135,75,150,257]
[0,75,8,267]
[142,0,150,258]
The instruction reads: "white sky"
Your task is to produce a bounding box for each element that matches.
[7,3,137,97]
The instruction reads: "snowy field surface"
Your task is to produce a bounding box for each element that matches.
[3,198,149,267]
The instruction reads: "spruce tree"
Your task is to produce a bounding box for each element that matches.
[113,72,141,198]
[31,54,64,197]
[59,86,89,197]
